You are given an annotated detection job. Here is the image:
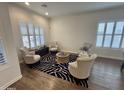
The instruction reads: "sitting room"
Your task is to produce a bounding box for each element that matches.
[0,1,124,90]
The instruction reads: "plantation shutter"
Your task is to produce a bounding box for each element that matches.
[0,39,6,64]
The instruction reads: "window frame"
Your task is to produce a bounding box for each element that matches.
[96,20,124,49]
[20,22,44,49]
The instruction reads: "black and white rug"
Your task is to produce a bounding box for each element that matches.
[30,53,88,87]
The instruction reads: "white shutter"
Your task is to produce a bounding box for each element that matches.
[0,38,7,64]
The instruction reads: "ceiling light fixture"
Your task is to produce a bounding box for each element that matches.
[25,2,30,6]
[41,4,49,16]
[45,12,48,16]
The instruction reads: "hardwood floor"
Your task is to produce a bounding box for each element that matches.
[8,57,124,90]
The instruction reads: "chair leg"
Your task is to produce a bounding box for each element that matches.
[84,78,88,88]
[82,80,85,87]
[85,79,88,88]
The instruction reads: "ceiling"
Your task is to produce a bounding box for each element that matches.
[16,2,124,18]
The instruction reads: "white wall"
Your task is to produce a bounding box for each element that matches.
[8,4,50,62]
[0,3,50,89]
[0,3,21,89]
[50,6,124,60]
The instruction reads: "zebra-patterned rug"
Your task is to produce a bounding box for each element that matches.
[30,53,88,87]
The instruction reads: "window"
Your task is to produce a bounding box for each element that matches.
[0,38,7,64]
[103,22,114,47]
[40,28,44,45]
[96,23,105,47]
[96,21,124,48]
[19,22,44,48]
[20,22,30,48]
[28,23,35,48]
[112,21,124,48]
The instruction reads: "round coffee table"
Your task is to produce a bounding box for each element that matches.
[56,52,69,64]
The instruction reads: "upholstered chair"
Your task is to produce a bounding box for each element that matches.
[68,53,97,87]
[20,47,40,64]
[49,42,59,53]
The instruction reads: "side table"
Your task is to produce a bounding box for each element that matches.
[56,52,70,64]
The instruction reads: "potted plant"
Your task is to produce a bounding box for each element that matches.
[79,42,92,57]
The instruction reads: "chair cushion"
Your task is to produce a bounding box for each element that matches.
[20,47,29,56]
[33,55,40,62]
[50,48,57,51]
[69,62,77,68]
[28,51,35,55]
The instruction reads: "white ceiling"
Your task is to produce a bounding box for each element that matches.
[16,2,124,18]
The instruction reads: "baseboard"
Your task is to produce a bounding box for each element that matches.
[0,75,22,90]
[98,55,123,61]
[62,50,78,54]
[62,50,123,61]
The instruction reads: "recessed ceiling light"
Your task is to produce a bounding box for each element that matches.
[25,2,30,6]
[45,12,48,16]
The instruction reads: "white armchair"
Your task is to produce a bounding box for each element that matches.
[49,42,59,53]
[68,54,97,87]
[20,47,40,64]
